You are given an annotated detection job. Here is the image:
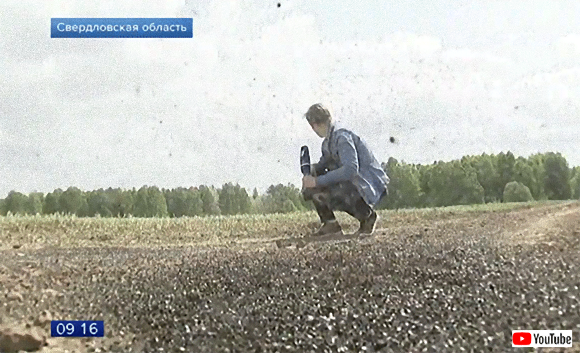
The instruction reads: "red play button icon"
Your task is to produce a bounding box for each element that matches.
[513,332,532,346]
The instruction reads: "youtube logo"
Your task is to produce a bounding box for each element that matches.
[512,330,573,348]
[513,332,532,346]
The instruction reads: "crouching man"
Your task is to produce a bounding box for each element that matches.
[302,103,389,236]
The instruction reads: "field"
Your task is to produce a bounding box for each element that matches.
[1,201,580,352]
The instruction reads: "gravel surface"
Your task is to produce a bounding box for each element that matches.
[1,203,580,352]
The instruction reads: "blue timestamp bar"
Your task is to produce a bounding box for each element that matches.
[51,321,104,337]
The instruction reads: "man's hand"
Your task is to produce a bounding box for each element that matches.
[302,175,317,189]
[310,163,317,176]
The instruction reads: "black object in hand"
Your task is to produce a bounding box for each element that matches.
[300,145,311,176]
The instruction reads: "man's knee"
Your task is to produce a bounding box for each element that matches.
[303,190,329,205]
[312,192,328,204]
[303,187,328,201]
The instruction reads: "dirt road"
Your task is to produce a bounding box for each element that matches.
[1,202,580,352]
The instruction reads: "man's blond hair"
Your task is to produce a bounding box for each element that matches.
[305,103,332,124]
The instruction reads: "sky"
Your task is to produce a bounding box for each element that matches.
[1,0,579,198]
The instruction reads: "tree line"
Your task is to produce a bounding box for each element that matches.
[0,183,312,217]
[1,151,579,217]
[379,151,580,209]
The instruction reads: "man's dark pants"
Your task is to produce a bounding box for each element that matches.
[302,181,374,223]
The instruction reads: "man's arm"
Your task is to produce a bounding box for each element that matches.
[316,133,358,186]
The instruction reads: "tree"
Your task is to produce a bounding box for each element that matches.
[252,188,259,200]
[27,192,44,215]
[382,157,398,176]
[186,189,204,216]
[417,163,436,207]
[250,196,267,214]
[281,199,297,213]
[149,186,168,217]
[199,185,221,216]
[86,189,113,217]
[236,185,252,215]
[133,186,168,217]
[493,151,516,201]
[512,158,537,199]
[570,169,580,199]
[262,183,305,214]
[527,153,547,200]
[571,166,579,180]
[382,161,423,209]
[59,187,89,216]
[427,161,484,207]
[43,189,63,215]
[218,183,252,215]
[503,181,534,203]
[4,191,29,215]
[543,152,572,200]
[468,154,501,203]
[133,187,149,217]
[166,187,204,217]
[106,188,134,217]
[166,188,188,217]
[218,183,238,215]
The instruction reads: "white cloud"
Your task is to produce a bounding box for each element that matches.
[390,33,443,59]
[557,34,580,56]
[1,0,579,197]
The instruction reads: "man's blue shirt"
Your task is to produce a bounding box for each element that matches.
[314,123,389,207]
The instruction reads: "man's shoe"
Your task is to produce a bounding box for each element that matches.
[313,220,343,237]
[356,211,378,235]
